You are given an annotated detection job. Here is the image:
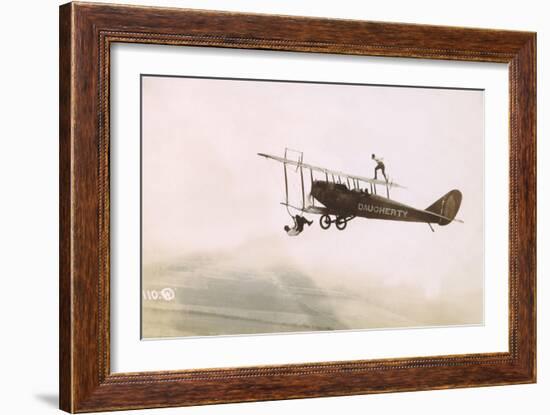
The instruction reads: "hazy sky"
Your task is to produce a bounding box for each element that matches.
[141,75,484,307]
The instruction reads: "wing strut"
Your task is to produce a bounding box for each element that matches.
[310,168,315,207]
[299,154,305,209]
[283,148,289,206]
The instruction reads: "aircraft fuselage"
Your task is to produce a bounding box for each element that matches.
[310,180,438,223]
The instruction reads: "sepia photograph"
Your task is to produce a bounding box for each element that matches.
[141,74,484,339]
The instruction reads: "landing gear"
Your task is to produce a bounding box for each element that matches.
[335,216,347,230]
[320,215,354,230]
[320,214,332,229]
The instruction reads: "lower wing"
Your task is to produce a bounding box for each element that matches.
[280,202,328,215]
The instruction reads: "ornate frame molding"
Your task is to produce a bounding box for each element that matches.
[60,2,536,412]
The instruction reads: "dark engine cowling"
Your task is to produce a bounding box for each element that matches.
[311,180,358,214]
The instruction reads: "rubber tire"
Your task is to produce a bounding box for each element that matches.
[336,217,347,230]
[320,214,331,230]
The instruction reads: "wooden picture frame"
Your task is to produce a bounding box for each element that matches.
[59,2,536,412]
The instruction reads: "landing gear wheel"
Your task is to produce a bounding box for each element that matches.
[336,217,347,230]
[320,215,332,230]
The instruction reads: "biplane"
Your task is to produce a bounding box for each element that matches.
[258,149,463,232]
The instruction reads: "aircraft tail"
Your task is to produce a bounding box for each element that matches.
[425,190,462,226]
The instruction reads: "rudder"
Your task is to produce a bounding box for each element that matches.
[426,190,462,225]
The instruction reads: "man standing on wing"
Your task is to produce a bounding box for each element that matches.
[371,153,387,181]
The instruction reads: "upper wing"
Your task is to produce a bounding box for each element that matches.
[258,152,405,189]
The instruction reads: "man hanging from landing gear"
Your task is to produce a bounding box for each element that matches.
[284,214,313,236]
[372,153,388,182]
